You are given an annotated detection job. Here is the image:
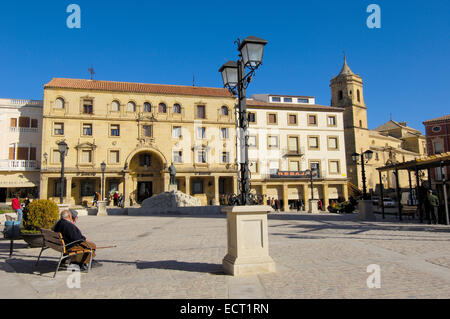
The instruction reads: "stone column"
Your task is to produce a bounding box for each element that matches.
[232,176,238,195]
[304,184,310,212]
[214,176,220,205]
[343,182,349,201]
[124,173,133,207]
[323,184,329,212]
[164,173,170,192]
[39,175,48,200]
[261,184,267,204]
[66,176,73,206]
[185,176,191,195]
[282,184,289,212]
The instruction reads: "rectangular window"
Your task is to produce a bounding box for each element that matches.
[197,105,206,119]
[271,97,281,102]
[197,150,207,163]
[10,118,17,127]
[289,161,300,171]
[8,146,15,160]
[83,124,93,136]
[308,136,319,149]
[433,140,444,154]
[222,152,230,163]
[54,123,64,135]
[311,162,321,177]
[83,99,93,114]
[109,151,120,164]
[30,147,36,161]
[53,150,61,163]
[248,135,257,148]
[308,115,317,125]
[81,150,92,163]
[19,117,30,128]
[288,114,297,125]
[249,161,258,173]
[328,137,338,150]
[248,112,256,123]
[221,128,229,139]
[328,116,337,126]
[268,113,277,124]
[284,97,292,103]
[197,127,206,139]
[298,98,308,103]
[111,125,120,137]
[269,161,279,175]
[31,119,38,128]
[288,137,299,152]
[329,161,340,174]
[139,154,151,166]
[192,181,204,194]
[17,147,29,160]
[268,136,279,148]
[81,181,95,196]
[143,125,152,137]
[172,126,182,138]
[173,151,182,163]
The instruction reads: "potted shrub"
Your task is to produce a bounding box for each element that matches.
[21,199,59,248]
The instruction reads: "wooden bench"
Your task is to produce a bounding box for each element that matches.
[36,228,93,278]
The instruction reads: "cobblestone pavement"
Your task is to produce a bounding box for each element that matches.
[1,212,450,299]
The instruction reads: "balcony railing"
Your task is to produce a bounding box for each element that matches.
[9,127,38,133]
[0,160,38,170]
[282,147,306,157]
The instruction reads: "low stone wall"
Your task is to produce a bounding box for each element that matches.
[128,206,224,216]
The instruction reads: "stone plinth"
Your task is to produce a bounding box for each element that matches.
[168,184,178,192]
[358,200,376,221]
[57,204,70,213]
[97,201,108,216]
[222,205,276,276]
[308,199,320,214]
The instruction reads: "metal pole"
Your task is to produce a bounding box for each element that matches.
[395,169,402,221]
[361,154,367,200]
[379,171,385,219]
[416,167,423,223]
[310,172,314,200]
[60,153,65,204]
[102,171,105,201]
[408,170,413,206]
[237,58,250,206]
[441,161,449,225]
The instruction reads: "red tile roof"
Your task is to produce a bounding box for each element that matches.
[44,78,234,98]
[423,115,450,123]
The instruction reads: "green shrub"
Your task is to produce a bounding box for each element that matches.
[22,199,59,233]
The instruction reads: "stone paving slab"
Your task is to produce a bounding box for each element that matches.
[1,212,450,299]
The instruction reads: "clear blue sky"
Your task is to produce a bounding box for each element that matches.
[1,0,449,133]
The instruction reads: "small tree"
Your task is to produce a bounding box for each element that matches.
[22,199,59,234]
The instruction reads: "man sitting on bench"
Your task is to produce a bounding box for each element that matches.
[53,210,103,270]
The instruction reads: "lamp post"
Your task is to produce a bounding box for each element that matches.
[57,141,69,204]
[305,169,316,200]
[219,36,268,206]
[101,161,106,201]
[352,150,374,200]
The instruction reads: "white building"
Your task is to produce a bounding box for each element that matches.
[244,94,348,211]
[0,98,43,202]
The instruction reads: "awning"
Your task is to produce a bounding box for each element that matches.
[0,172,39,188]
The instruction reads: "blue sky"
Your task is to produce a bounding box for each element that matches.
[0,0,449,133]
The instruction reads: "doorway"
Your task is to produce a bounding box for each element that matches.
[137,182,153,203]
[0,188,6,203]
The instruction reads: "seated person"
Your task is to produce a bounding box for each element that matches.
[53,210,102,270]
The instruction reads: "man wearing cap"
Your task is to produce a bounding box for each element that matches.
[427,190,440,225]
[53,210,102,270]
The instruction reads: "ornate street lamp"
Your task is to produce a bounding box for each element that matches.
[352,150,374,200]
[219,36,268,206]
[101,161,106,201]
[57,141,69,204]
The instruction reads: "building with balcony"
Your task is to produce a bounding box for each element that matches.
[0,98,43,202]
[40,78,238,206]
[245,94,348,212]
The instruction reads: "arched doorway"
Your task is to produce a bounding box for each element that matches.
[128,150,165,203]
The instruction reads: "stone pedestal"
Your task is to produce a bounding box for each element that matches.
[57,204,70,213]
[97,201,108,216]
[358,200,376,221]
[308,199,320,214]
[168,184,178,192]
[222,205,276,276]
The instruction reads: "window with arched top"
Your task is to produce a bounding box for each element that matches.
[111,100,120,112]
[143,102,152,112]
[127,101,136,112]
[220,106,229,116]
[173,104,181,114]
[159,103,167,113]
[55,98,65,109]
[357,90,361,102]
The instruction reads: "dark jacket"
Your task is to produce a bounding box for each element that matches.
[53,219,86,248]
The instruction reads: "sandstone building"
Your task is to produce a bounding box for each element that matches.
[40,78,238,206]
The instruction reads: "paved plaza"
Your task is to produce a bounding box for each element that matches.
[1,212,450,299]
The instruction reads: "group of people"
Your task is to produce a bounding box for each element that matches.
[52,210,102,271]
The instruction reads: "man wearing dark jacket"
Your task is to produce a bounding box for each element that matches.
[53,210,102,270]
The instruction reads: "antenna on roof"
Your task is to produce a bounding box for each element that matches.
[88,65,95,80]
[193,74,195,87]
[390,113,392,121]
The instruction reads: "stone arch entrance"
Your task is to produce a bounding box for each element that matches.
[128,149,166,204]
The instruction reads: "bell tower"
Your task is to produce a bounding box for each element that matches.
[330,55,370,189]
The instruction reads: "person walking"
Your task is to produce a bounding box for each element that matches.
[427,190,440,225]
[11,196,22,222]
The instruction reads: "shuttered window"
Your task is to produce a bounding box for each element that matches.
[197,105,205,119]
[82,150,92,163]
[9,147,15,160]
[268,114,277,124]
[17,147,29,160]
[19,117,30,127]
[53,150,61,163]
[31,119,38,128]
[10,118,17,127]
[30,148,36,161]
[109,151,119,164]
[288,137,298,152]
